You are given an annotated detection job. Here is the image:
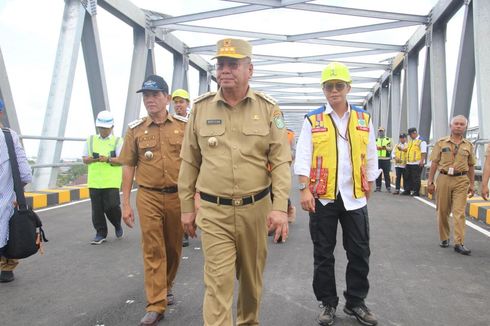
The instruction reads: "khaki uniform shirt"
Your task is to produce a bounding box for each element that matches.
[178,88,292,213]
[429,136,476,172]
[119,114,186,188]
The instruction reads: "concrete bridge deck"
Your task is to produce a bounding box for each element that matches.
[1,190,489,326]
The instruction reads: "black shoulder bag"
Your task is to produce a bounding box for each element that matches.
[2,128,48,259]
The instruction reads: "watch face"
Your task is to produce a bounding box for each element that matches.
[299,183,307,190]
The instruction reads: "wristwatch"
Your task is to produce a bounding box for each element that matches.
[298,182,308,191]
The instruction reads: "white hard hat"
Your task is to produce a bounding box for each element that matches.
[95,110,114,128]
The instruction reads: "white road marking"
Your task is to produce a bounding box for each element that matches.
[414,196,490,238]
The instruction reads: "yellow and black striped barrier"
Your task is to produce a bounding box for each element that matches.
[25,185,90,209]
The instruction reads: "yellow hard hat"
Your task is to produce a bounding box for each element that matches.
[320,62,352,84]
[172,89,190,101]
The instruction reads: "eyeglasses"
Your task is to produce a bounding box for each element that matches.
[323,82,348,92]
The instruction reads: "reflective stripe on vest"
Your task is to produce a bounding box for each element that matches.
[87,135,122,189]
[307,107,370,200]
[407,138,422,163]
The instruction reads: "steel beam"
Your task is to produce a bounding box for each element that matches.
[122,27,150,135]
[172,52,189,93]
[474,0,490,143]
[450,2,474,120]
[400,71,408,134]
[227,0,428,22]
[0,47,20,132]
[429,23,449,142]
[81,10,110,119]
[32,0,85,190]
[98,0,211,73]
[390,71,401,140]
[199,70,211,95]
[404,52,419,130]
[419,49,432,141]
[190,38,403,53]
[379,83,390,131]
[152,5,269,26]
[372,90,381,129]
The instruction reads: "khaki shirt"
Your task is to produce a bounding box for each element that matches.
[119,114,186,188]
[178,88,292,213]
[430,136,476,172]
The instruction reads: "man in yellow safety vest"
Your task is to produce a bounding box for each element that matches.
[375,127,392,192]
[295,62,378,326]
[82,110,123,245]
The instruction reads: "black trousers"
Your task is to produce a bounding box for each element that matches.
[309,195,370,308]
[404,165,421,193]
[89,188,122,237]
[395,167,405,190]
[376,159,391,190]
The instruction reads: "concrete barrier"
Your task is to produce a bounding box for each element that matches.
[26,185,90,209]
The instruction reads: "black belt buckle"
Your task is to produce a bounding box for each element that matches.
[232,197,243,206]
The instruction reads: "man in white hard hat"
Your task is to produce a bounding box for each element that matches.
[82,110,124,245]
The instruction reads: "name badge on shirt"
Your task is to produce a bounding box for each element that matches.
[356,126,370,132]
[207,119,222,125]
[312,127,327,133]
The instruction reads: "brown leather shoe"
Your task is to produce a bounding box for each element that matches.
[139,311,164,326]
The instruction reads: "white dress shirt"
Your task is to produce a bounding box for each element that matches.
[294,103,379,211]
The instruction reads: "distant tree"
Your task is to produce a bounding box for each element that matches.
[57,164,87,187]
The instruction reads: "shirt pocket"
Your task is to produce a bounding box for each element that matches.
[199,124,226,153]
[137,135,158,152]
[168,136,183,156]
[242,123,270,154]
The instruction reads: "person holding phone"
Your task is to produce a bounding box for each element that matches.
[82,110,123,245]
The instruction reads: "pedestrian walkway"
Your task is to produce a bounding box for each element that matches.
[0,191,489,325]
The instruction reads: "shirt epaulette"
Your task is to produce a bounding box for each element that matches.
[172,114,188,123]
[194,92,216,104]
[256,91,277,105]
[128,117,145,129]
[306,106,326,117]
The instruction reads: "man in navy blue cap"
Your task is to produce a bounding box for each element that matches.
[0,99,33,283]
[119,75,186,325]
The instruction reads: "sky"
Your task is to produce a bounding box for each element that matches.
[0,0,477,159]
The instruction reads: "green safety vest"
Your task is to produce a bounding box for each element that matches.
[86,135,122,189]
[376,137,392,158]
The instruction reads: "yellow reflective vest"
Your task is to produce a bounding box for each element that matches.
[407,138,423,163]
[394,143,407,165]
[306,106,370,200]
[376,137,391,158]
[86,135,122,189]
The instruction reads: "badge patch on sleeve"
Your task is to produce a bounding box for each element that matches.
[272,111,285,129]
[273,115,285,129]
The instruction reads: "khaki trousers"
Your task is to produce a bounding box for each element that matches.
[197,195,271,326]
[436,174,469,244]
[136,189,183,313]
[0,257,18,271]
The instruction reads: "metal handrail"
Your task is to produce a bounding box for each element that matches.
[20,135,86,141]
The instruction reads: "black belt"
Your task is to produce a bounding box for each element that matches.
[139,185,178,193]
[200,187,270,206]
[440,170,467,177]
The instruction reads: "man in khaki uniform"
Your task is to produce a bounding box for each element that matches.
[119,75,186,325]
[427,115,475,255]
[178,38,291,326]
